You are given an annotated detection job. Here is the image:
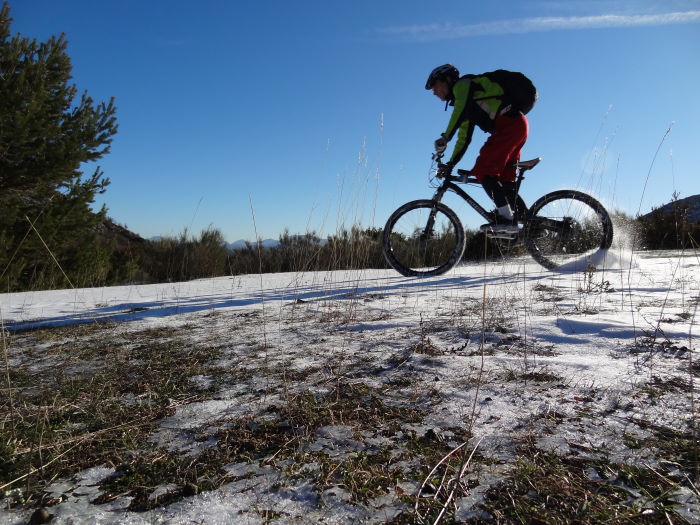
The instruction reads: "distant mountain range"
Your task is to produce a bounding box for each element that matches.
[227,238,333,250]
[227,239,280,250]
[642,194,700,223]
[142,237,281,250]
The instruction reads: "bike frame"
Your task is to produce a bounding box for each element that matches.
[421,157,568,242]
[428,164,530,227]
[430,178,497,222]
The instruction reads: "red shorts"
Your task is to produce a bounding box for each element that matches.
[471,112,528,183]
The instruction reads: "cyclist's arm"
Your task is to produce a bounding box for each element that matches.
[444,80,471,140]
[443,80,475,165]
[449,121,475,165]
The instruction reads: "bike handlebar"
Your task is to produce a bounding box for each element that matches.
[433,152,479,183]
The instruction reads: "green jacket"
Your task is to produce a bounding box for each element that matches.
[443,75,506,165]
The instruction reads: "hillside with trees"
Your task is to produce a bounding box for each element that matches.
[0,2,117,292]
[638,193,700,249]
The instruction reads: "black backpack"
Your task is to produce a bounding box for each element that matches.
[471,69,538,115]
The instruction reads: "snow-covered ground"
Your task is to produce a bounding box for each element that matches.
[0,249,698,524]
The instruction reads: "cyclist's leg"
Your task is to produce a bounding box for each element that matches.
[501,181,527,220]
[471,112,528,184]
[472,112,528,223]
[479,176,517,230]
[482,176,510,209]
[496,113,529,218]
[503,150,529,220]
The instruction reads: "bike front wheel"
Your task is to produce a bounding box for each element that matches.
[524,190,614,271]
[382,200,466,277]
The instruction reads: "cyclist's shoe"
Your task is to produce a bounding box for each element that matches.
[479,212,519,233]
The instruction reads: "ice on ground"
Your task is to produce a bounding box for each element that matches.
[0,251,697,524]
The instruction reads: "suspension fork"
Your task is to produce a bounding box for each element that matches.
[430,184,449,205]
[421,185,450,239]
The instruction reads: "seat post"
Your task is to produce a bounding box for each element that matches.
[515,169,525,195]
[511,169,528,219]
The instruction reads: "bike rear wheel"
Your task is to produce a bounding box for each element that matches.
[382,200,466,277]
[524,190,613,271]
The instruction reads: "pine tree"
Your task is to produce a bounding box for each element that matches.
[0,2,118,291]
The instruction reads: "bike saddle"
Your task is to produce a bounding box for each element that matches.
[515,158,541,171]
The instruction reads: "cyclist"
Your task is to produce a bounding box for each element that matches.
[426,64,528,232]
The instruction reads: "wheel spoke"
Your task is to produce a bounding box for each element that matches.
[382,201,465,277]
[525,191,613,270]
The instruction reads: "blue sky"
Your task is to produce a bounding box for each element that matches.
[8,0,700,242]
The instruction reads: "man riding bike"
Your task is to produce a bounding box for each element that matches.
[426,64,529,232]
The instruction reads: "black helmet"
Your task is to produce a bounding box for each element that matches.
[425,64,459,90]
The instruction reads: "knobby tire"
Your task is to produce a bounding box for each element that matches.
[382,200,466,277]
[524,190,613,271]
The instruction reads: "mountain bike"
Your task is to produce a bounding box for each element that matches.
[382,154,614,277]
